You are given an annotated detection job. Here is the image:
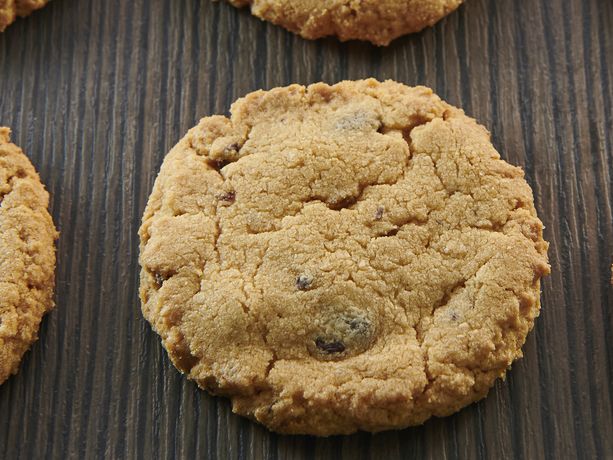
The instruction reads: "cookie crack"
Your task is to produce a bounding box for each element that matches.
[415,250,497,344]
[260,321,278,380]
[307,180,369,212]
[203,126,254,174]
[0,170,26,206]
[212,193,223,266]
[373,214,429,238]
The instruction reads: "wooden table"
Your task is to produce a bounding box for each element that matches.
[1,0,612,458]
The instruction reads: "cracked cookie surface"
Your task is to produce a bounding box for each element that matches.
[139,79,550,435]
[226,0,463,45]
[0,127,57,385]
[0,0,49,32]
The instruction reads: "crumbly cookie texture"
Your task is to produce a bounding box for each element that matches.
[226,0,463,45]
[0,127,57,385]
[139,79,550,435]
[0,0,49,32]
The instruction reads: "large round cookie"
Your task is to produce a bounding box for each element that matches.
[226,0,463,45]
[139,79,550,435]
[0,0,49,32]
[0,127,57,385]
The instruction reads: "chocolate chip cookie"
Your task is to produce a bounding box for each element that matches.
[226,0,463,45]
[0,0,49,32]
[0,127,57,385]
[139,79,550,435]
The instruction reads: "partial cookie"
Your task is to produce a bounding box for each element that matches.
[0,127,57,385]
[139,79,550,435]
[0,0,50,32]
[226,0,463,45]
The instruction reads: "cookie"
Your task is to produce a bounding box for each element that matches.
[226,0,463,45]
[139,79,550,435]
[0,0,49,32]
[0,127,57,385]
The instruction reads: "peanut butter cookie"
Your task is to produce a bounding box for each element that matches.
[0,127,57,385]
[139,79,550,435]
[226,0,463,45]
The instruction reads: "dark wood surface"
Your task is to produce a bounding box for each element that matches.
[1,0,612,458]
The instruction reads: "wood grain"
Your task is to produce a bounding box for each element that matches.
[0,0,612,458]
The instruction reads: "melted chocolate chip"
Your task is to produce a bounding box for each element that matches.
[296,274,313,290]
[223,143,240,156]
[218,191,236,204]
[152,270,177,289]
[346,317,370,333]
[315,338,346,354]
[210,159,231,170]
[154,272,166,288]
[309,311,375,361]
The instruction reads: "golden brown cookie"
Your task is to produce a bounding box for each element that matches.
[139,79,550,435]
[226,0,463,45]
[0,0,49,32]
[0,127,57,385]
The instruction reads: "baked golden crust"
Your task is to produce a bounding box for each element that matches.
[0,127,57,384]
[227,0,464,45]
[0,0,50,32]
[139,79,550,435]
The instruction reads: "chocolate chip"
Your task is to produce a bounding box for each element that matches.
[310,313,374,360]
[346,317,370,333]
[223,143,240,156]
[374,206,384,220]
[296,274,313,290]
[154,272,166,288]
[218,191,236,204]
[152,270,175,288]
[209,159,231,170]
[315,338,346,354]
